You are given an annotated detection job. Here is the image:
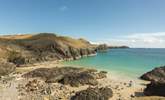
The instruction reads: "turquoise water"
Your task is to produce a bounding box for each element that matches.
[63,48,165,78]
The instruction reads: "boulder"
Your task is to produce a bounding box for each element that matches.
[58,72,98,87]
[141,66,165,96]
[7,51,26,66]
[95,71,107,79]
[71,87,113,100]
[140,66,165,83]
[144,81,165,96]
[23,67,106,87]
[23,67,94,79]
[0,62,16,76]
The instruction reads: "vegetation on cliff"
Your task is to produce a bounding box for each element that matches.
[0,33,97,76]
[0,33,96,63]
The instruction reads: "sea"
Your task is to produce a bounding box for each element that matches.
[63,48,165,79]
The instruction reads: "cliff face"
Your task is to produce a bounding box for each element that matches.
[0,33,96,66]
[96,44,108,52]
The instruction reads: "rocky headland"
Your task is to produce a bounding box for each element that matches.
[0,33,116,100]
[0,33,97,66]
[0,33,164,100]
[96,44,108,52]
[141,66,165,97]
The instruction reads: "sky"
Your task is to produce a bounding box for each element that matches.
[0,0,165,48]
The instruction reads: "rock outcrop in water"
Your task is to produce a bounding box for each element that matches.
[141,66,165,82]
[96,44,108,52]
[141,66,165,96]
[71,87,113,100]
[23,67,107,87]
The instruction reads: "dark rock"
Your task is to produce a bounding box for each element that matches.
[140,66,165,83]
[96,44,108,52]
[130,94,135,98]
[144,81,165,96]
[46,75,64,83]
[25,79,40,92]
[80,48,88,57]
[58,72,98,87]
[23,67,90,80]
[99,87,113,99]
[23,67,106,87]
[108,46,129,49]
[0,62,16,76]
[141,66,165,96]
[95,71,107,79]
[71,87,113,100]
[7,51,26,66]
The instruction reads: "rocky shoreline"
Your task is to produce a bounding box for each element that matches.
[0,33,99,76]
[0,61,141,100]
[0,64,113,100]
[140,66,165,97]
[0,33,165,100]
[0,33,122,77]
[1,60,165,100]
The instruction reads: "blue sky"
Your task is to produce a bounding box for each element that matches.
[0,0,165,48]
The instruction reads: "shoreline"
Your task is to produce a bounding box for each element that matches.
[17,60,149,100]
[61,61,142,82]
[1,59,163,100]
[59,60,152,99]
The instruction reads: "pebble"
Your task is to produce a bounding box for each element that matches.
[130,94,135,98]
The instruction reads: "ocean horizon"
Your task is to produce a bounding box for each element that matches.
[63,48,165,79]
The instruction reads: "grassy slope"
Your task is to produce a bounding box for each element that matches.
[0,33,96,61]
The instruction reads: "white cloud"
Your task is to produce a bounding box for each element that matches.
[124,32,165,44]
[59,6,68,11]
[93,32,165,48]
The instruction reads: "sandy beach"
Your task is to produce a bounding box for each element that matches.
[0,60,151,100]
[1,0,165,99]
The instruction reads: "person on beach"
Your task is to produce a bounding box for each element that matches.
[129,81,133,87]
